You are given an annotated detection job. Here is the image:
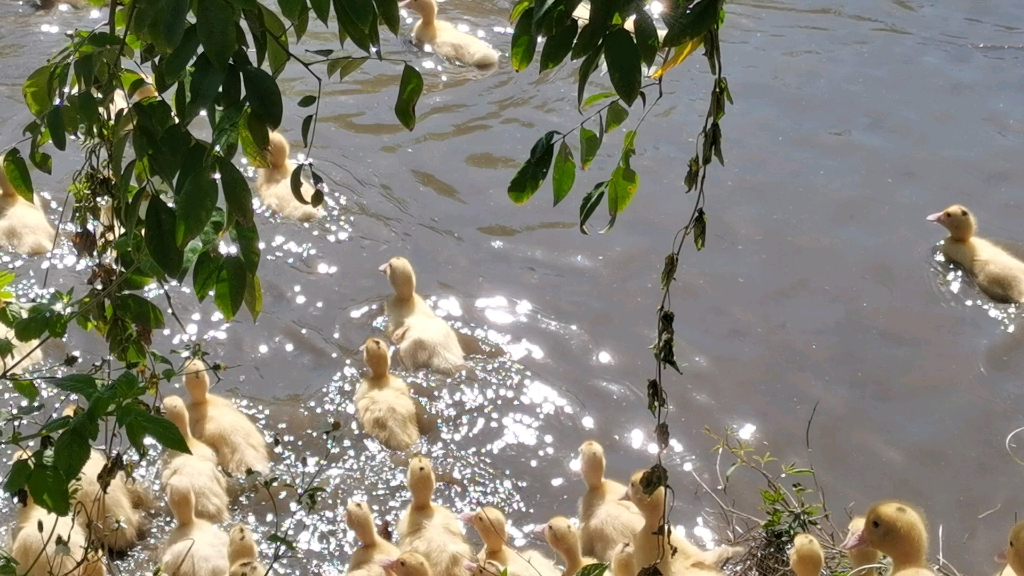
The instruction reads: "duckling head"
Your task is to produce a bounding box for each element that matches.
[229,560,268,576]
[346,500,379,543]
[265,131,291,171]
[399,0,437,20]
[579,440,607,489]
[789,533,824,576]
[460,507,508,551]
[536,516,581,559]
[927,205,975,243]
[846,516,881,570]
[183,358,210,403]
[842,500,928,568]
[363,337,391,379]
[407,455,436,504]
[229,524,259,565]
[161,395,193,439]
[166,479,197,526]
[997,522,1024,576]
[382,552,434,576]
[625,469,665,518]
[380,256,416,301]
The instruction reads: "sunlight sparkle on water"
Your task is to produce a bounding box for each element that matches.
[631,428,644,449]
[683,462,693,471]
[581,416,594,429]
[598,351,612,363]
[570,457,581,471]
[738,423,756,440]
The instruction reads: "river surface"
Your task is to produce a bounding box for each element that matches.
[0,0,1023,573]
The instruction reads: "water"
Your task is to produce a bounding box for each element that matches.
[1,0,1024,572]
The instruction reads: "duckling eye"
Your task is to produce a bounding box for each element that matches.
[960,209,968,216]
[944,211,951,217]
[400,561,406,566]
[419,466,424,472]
[872,520,880,529]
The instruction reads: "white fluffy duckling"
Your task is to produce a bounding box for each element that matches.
[928,205,1024,303]
[625,470,742,574]
[10,452,106,576]
[997,523,1024,576]
[383,552,437,576]
[380,257,465,375]
[537,516,600,576]
[611,541,635,576]
[356,337,422,451]
[789,533,823,576]
[255,131,321,222]
[70,445,147,552]
[160,395,230,523]
[0,324,43,372]
[347,500,401,576]
[400,0,499,67]
[161,482,230,576]
[0,164,55,256]
[845,517,881,576]
[183,359,271,476]
[397,455,472,576]
[577,441,643,562]
[842,500,935,576]
[227,524,267,576]
[461,507,559,576]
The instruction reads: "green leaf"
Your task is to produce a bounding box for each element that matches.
[310,0,330,24]
[242,65,284,129]
[259,6,290,75]
[327,58,366,81]
[393,64,423,131]
[53,374,99,400]
[12,380,38,402]
[297,95,317,108]
[197,0,238,69]
[552,141,575,206]
[145,195,185,277]
[2,149,34,203]
[163,25,200,85]
[603,28,641,106]
[576,40,603,109]
[141,411,190,452]
[579,180,607,234]
[539,19,578,71]
[662,0,721,48]
[185,53,227,124]
[510,6,538,71]
[278,0,304,24]
[290,165,308,205]
[632,9,659,67]
[4,460,32,493]
[27,461,70,515]
[373,0,400,36]
[152,0,189,53]
[571,21,605,60]
[579,126,600,169]
[219,157,254,226]
[608,164,639,218]
[54,425,92,482]
[13,313,48,343]
[117,293,166,329]
[508,130,557,204]
[301,114,313,147]
[46,106,66,152]
[215,256,248,320]
[233,221,261,274]
[693,207,706,250]
[176,168,219,247]
[23,65,53,119]
[239,110,270,168]
[509,0,533,23]
[605,101,628,133]
[244,273,263,321]
[574,563,609,576]
[582,92,616,109]
[332,0,371,52]
[193,251,223,302]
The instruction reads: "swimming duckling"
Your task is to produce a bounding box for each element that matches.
[845,517,881,576]
[789,533,823,576]
[842,500,935,576]
[160,395,230,523]
[537,516,600,576]
[161,482,230,576]
[0,164,55,256]
[997,523,1024,576]
[347,500,401,575]
[255,131,321,222]
[0,324,43,372]
[227,524,267,576]
[383,552,437,576]
[380,257,465,375]
[611,541,635,576]
[928,205,1024,303]
[355,337,423,451]
[577,441,643,562]
[183,359,271,476]
[71,445,147,551]
[400,0,499,67]
[461,507,559,576]
[397,455,472,576]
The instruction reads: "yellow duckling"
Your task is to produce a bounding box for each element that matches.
[789,533,823,576]
[0,164,55,256]
[578,440,643,562]
[842,500,935,576]
[227,524,267,576]
[397,455,472,576]
[380,257,465,375]
[70,444,148,551]
[347,500,401,576]
[356,337,423,450]
[161,482,230,576]
[383,552,437,576]
[461,507,559,576]
[400,0,499,67]
[160,395,230,523]
[997,523,1024,576]
[611,541,636,576]
[255,131,321,222]
[10,451,106,576]
[537,516,601,576]
[845,517,881,576]
[928,205,1024,303]
[183,359,271,476]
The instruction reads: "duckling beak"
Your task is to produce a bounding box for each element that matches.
[380,558,398,571]
[997,549,1008,564]
[926,212,944,223]
[379,262,390,274]
[459,512,476,524]
[533,524,546,535]
[841,529,867,551]
[463,561,478,572]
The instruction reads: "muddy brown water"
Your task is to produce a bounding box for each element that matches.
[0,0,1023,573]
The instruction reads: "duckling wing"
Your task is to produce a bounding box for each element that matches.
[429,23,499,68]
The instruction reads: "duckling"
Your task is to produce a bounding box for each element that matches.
[928,205,1024,303]
[537,516,600,576]
[577,441,643,562]
[997,523,1024,576]
[571,3,667,41]
[228,524,267,576]
[160,395,230,523]
[611,541,636,576]
[842,500,935,576]
[397,455,473,576]
[400,0,499,67]
[348,500,401,575]
[355,337,422,451]
[789,533,823,576]
[625,470,742,574]
[161,482,230,576]
[70,445,146,551]
[461,507,559,576]
[0,164,56,256]
[255,131,321,222]
[380,257,465,375]
[0,324,43,372]
[183,359,271,476]
[383,552,437,576]
[845,517,881,576]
